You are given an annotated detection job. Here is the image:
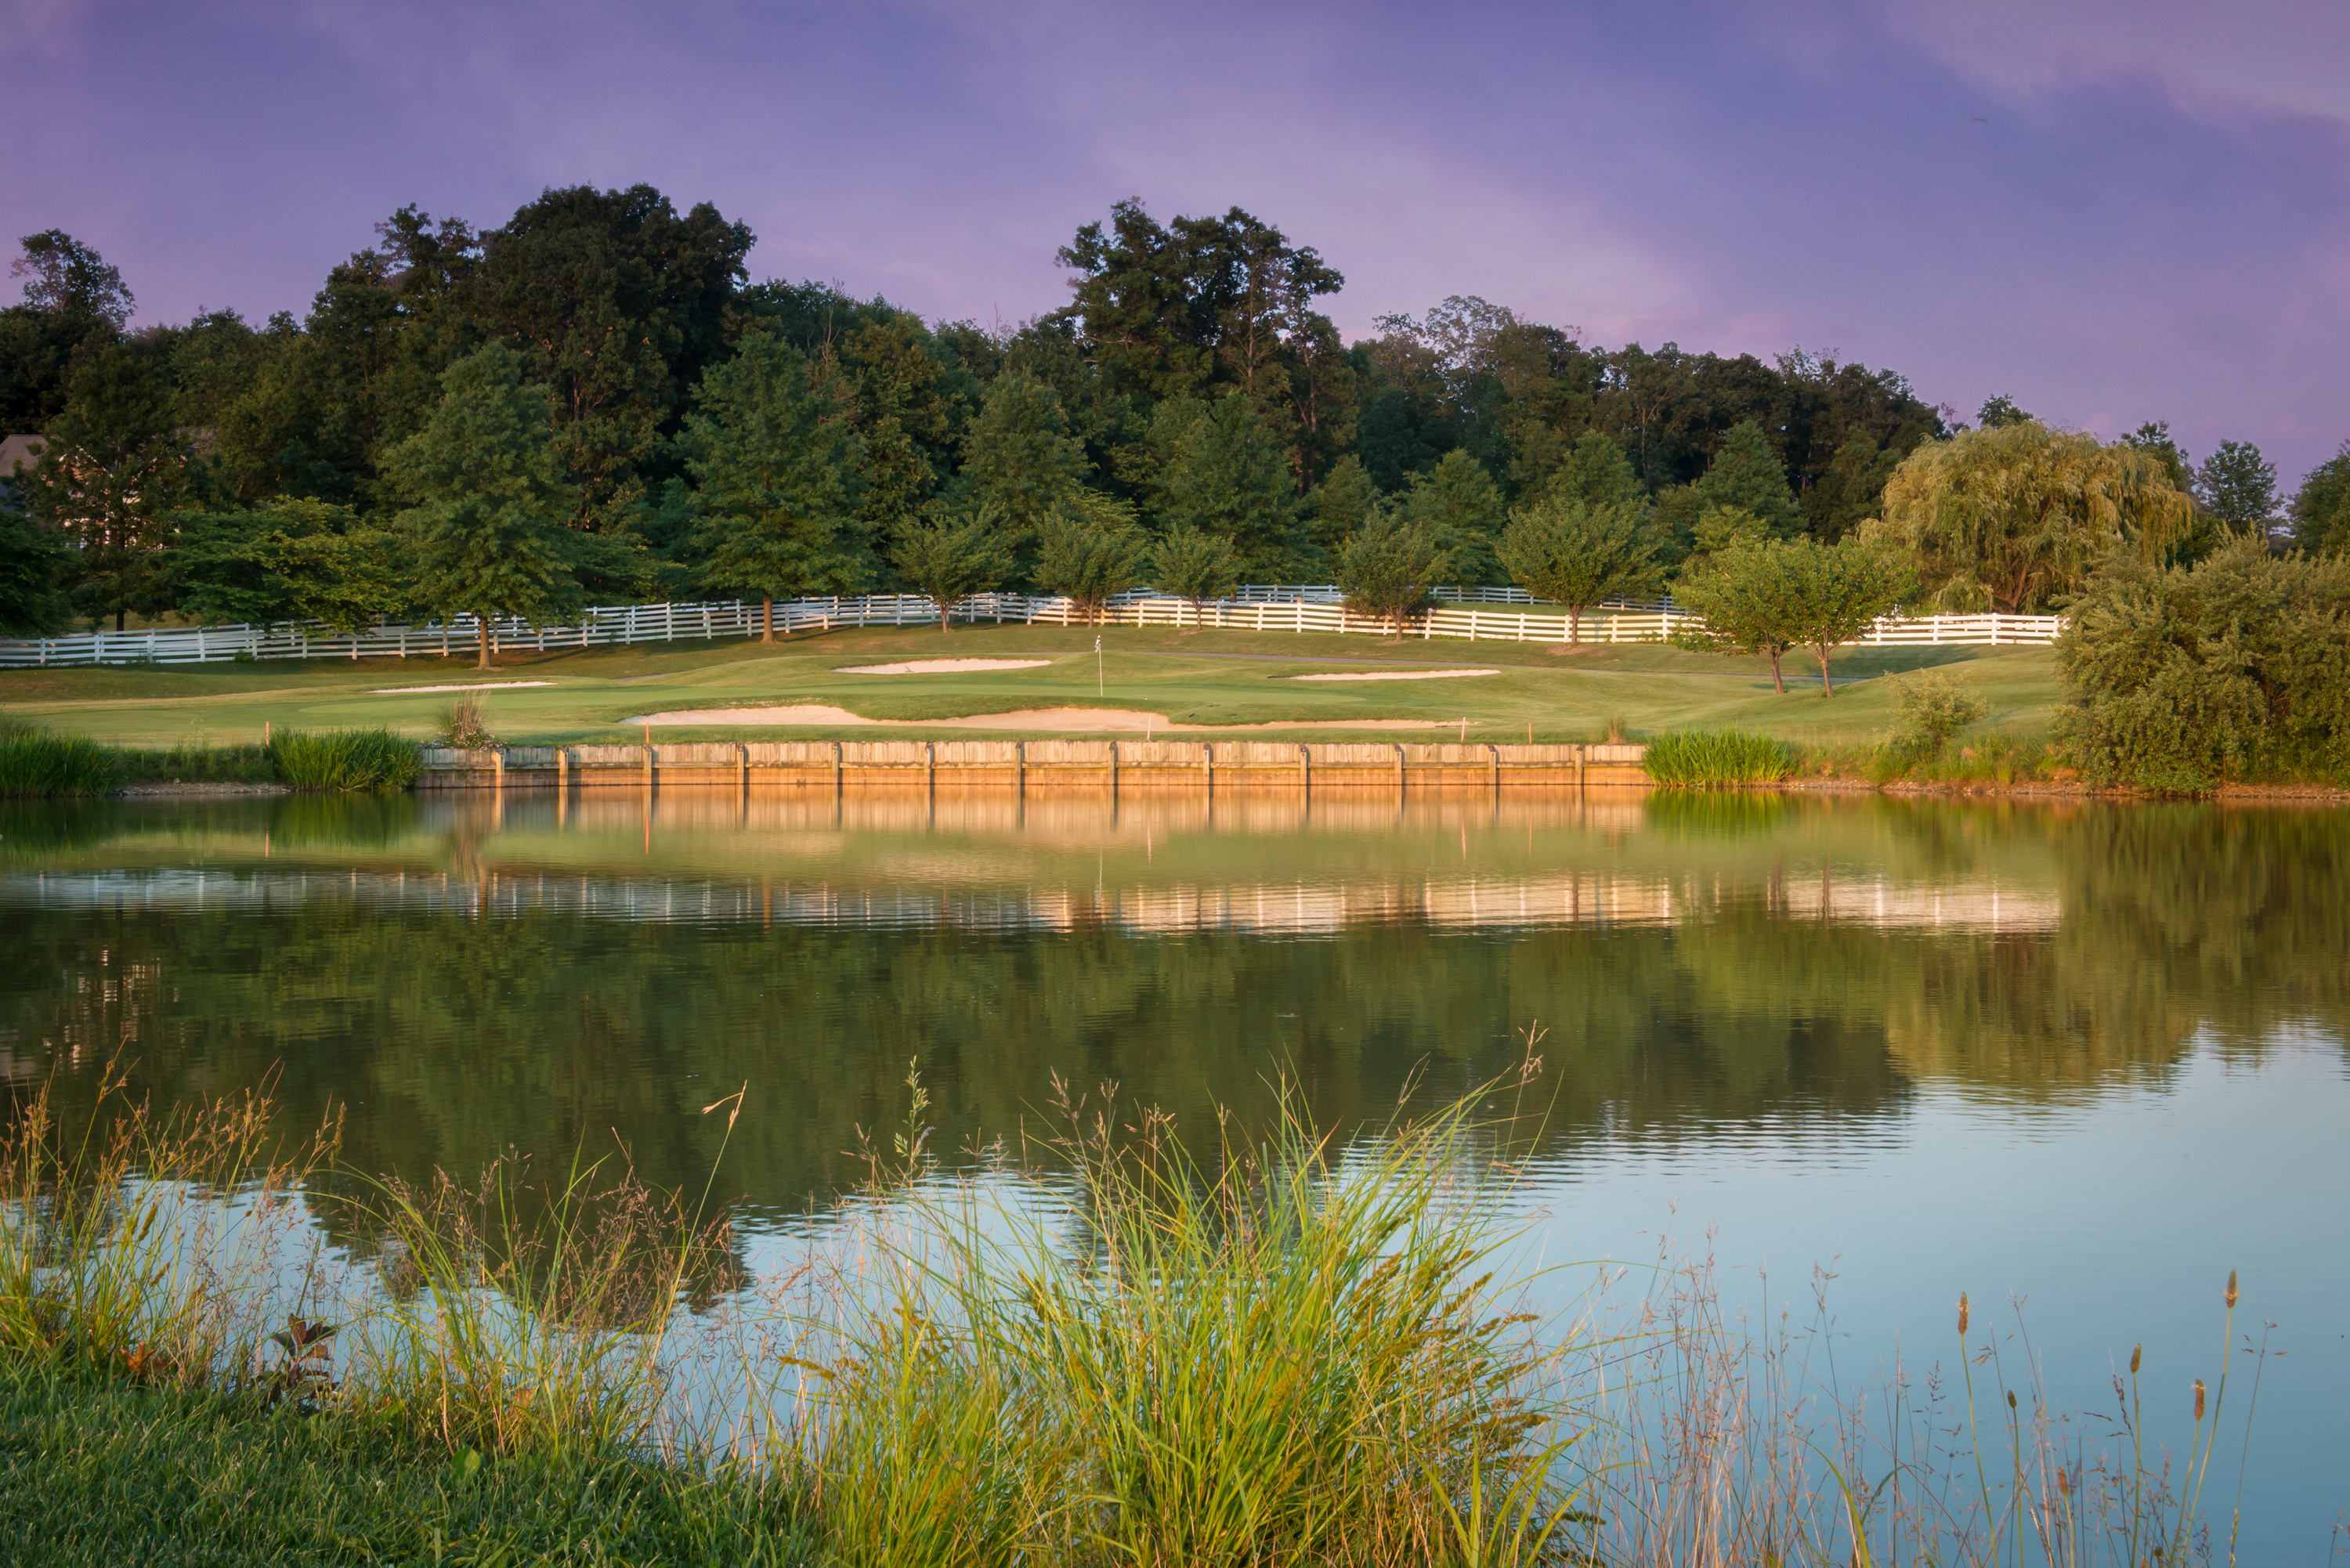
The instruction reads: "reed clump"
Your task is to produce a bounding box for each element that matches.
[0,718,121,797]
[264,725,421,789]
[1643,728,1794,786]
[785,1062,1574,1567]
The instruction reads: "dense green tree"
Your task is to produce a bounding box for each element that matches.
[1976,394,2035,428]
[19,345,203,629]
[1691,420,1801,539]
[1798,435,1903,543]
[1151,526,1242,627]
[890,508,1015,632]
[2290,444,2350,557]
[1398,448,1506,584]
[1303,454,1378,552]
[2120,421,2192,490]
[1152,394,1296,574]
[960,370,1090,570]
[468,186,754,529]
[0,230,132,432]
[1864,423,2194,612]
[384,345,580,668]
[1546,431,1644,511]
[1334,504,1450,631]
[1676,537,1912,695]
[2059,538,2350,788]
[0,497,71,635]
[679,334,869,641]
[1495,497,1660,641]
[2193,439,2280,537]
[1032,492,1151,623]
[158,500,401,630]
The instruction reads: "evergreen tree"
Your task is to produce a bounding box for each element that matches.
[890,507,1015,632]
[385,345,580,669]
[1303,453,1378,551]
[1547,431,1644,511]
[1401,448,1506,585]
[960,369,1090,576]
[679,333,868,641]
[1152,526,1242,627]
[1154,393,1296,574]
[1495,496,1660,641]
[20,344,201,630]
[1692,420,1801,538]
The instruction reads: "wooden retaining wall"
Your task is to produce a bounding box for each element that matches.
[417,740,1650,791]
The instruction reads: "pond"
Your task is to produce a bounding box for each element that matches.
[2,786,2344,1552]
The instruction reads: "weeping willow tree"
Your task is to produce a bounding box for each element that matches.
[1860,421,2194,612]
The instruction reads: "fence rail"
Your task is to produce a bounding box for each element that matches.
[0,587,2066,669]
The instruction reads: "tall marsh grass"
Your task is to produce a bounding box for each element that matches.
[1643,728,1794,787]
[0,1059,2269,1566]
[0,720,121,797]
[265,725,421,789]
[776,1063,1574,1566]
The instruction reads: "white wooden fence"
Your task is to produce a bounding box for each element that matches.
[0,587,2065,669]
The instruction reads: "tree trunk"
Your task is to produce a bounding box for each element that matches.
[1767,645,1786,694]
[761,595,774,644]
[116,607,126,633]
[1813,642,1835,697]
[938,598,951,633]
[476,617,492,670]
[1569,606,1582,645]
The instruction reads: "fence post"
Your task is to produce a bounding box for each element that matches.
[1300,742,1311,796]
[1395,743,1406,795]
[1016,740,1025,797]
[833,740,844,800]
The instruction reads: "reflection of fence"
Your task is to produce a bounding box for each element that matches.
[418,739,1654,790]
[2,866,2056,937]
[0,587,2067,668]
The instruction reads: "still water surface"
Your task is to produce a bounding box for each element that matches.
[2,789,2345,1546]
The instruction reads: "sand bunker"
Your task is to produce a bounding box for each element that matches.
[1288,669,1500,681]
[372,681,557,694]
[625,704,1445,732]
[835,658,1054,674]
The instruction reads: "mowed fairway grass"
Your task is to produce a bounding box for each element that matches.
[0,621,2062,750]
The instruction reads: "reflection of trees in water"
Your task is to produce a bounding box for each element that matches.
[5,804,2342,1219]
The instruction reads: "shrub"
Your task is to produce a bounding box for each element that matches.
[1643,729,1793,786]
[0,721,121,797]
[2057,539,2350,789]
[265,728,421,791]
[1884,667,1989,754]
[439,692,497,750]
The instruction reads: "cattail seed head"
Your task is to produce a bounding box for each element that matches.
[2193,1378,2207,1421]
[1958,1292,1970,1336]
[2131,1343,2142,1375]
[2225,1270,2238,1310]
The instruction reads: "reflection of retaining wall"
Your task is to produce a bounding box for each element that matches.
[417,740,1650,791]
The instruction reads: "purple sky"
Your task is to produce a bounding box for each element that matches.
[7,0,2345,484]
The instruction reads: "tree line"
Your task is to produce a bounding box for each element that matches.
[2,186,2345,685]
